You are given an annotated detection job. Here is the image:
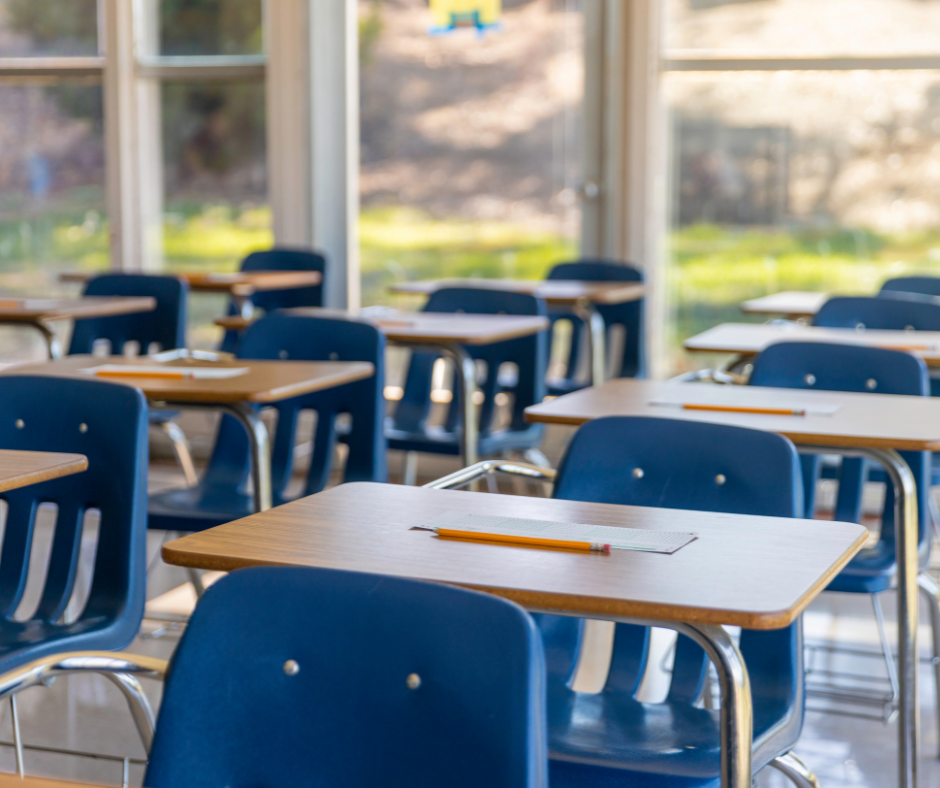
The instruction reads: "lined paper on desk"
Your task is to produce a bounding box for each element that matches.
[417,511,697,554]
[650,392,841,416]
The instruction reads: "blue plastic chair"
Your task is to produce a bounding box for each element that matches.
[68,273,188,356]
[546,260,645,395]
[219,248,326,353]
[387,287,548,463]
[144,566,548,788]
[749,341,940,734]
[67,273,196,485]
[880,276,940,299]
[814,293,940,332]
[149,312,387,533]
[0,376,148,671]
[542,416,808,788]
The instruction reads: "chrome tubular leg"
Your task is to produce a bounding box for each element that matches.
[573,299,606,386]
[9,695,23,777]
[403,451,419,486]
[871,592,900,704]
[443,344,479,469]
[34,320,62,359]
[917,571,940,758]
[222,403,272,512]
[677,622,752,788]
[186,567,205,597]
[769,752,820,788]
[234,295,254,320]
[864,447,919,788]
[158,420,198,487]
[103,673,156,753]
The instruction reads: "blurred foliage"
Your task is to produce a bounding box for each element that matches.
[360,206,578,306]
[359,0,383,66]
[4,0,98,54]
[160,0,263,55]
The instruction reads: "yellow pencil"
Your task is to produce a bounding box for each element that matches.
[682,403,806,416]
[434,527,610,553]
[95,369,188,379]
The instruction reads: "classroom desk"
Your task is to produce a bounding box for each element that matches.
[740,291,828,319]
[0,297,156,359]
[526,377,940,788]
[61,270,322,319]
[1,355,373,512]
[162,482,866,788]
[0,450,87,492]
[217,308,550,467]
[389,278,646,385]
[0,777,107,788]
[685,321,940,368]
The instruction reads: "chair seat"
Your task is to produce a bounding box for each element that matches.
[0,614,130,674]
[148,485,257,533]
[386,424,544,457]
[825,542,897,593]
[547,682,789,785]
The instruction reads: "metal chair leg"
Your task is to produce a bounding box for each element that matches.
[769,752,820,788]
[403,451,418,486]
[918,571,940,758]
[523,448,554,497]
[156,421,198,487]
[9,695,23,777]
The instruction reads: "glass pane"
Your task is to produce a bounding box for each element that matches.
[667,0,940,57]
[160,0,263,56]
[359,0,584,310]
[666,70,940,372]
[0,0,98,57]
[0,83,107,359]
[161,80,271,346]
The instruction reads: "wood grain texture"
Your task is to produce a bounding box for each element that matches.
[216,308,549,345]
[0,450,86,491]
[0,776,106,788]
[162,482,866,629]
[1,355,374,404]
[0,297,156,322]
[61,270,321,296]
[388,278,646,306]
[685,322,940,366]
[740,291,829,317]
[525,378,940,451]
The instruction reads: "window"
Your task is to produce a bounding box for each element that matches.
[358,0,586,309]
[0,0,106,348]
[663,0,940,372]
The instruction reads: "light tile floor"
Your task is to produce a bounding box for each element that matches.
[4,425,939,787]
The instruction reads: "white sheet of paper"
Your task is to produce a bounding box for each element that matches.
[80,364,249,379]
[416,510,697,554]
[649,391,841,416]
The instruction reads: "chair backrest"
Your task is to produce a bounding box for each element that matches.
[880,276,940,299]
[203,312,386,505]
[0,376,148,664]
[547,416,803,754]
[240,248,326,311]
[547,259,645,379]
[68,274,188,356]
[219,249,327,354]
[145,566,547,788]
[814,294,940,331]
[749,340,931,547]
[392,287,548,440]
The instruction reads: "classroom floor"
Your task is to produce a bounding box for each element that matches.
[0,424,935,787]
